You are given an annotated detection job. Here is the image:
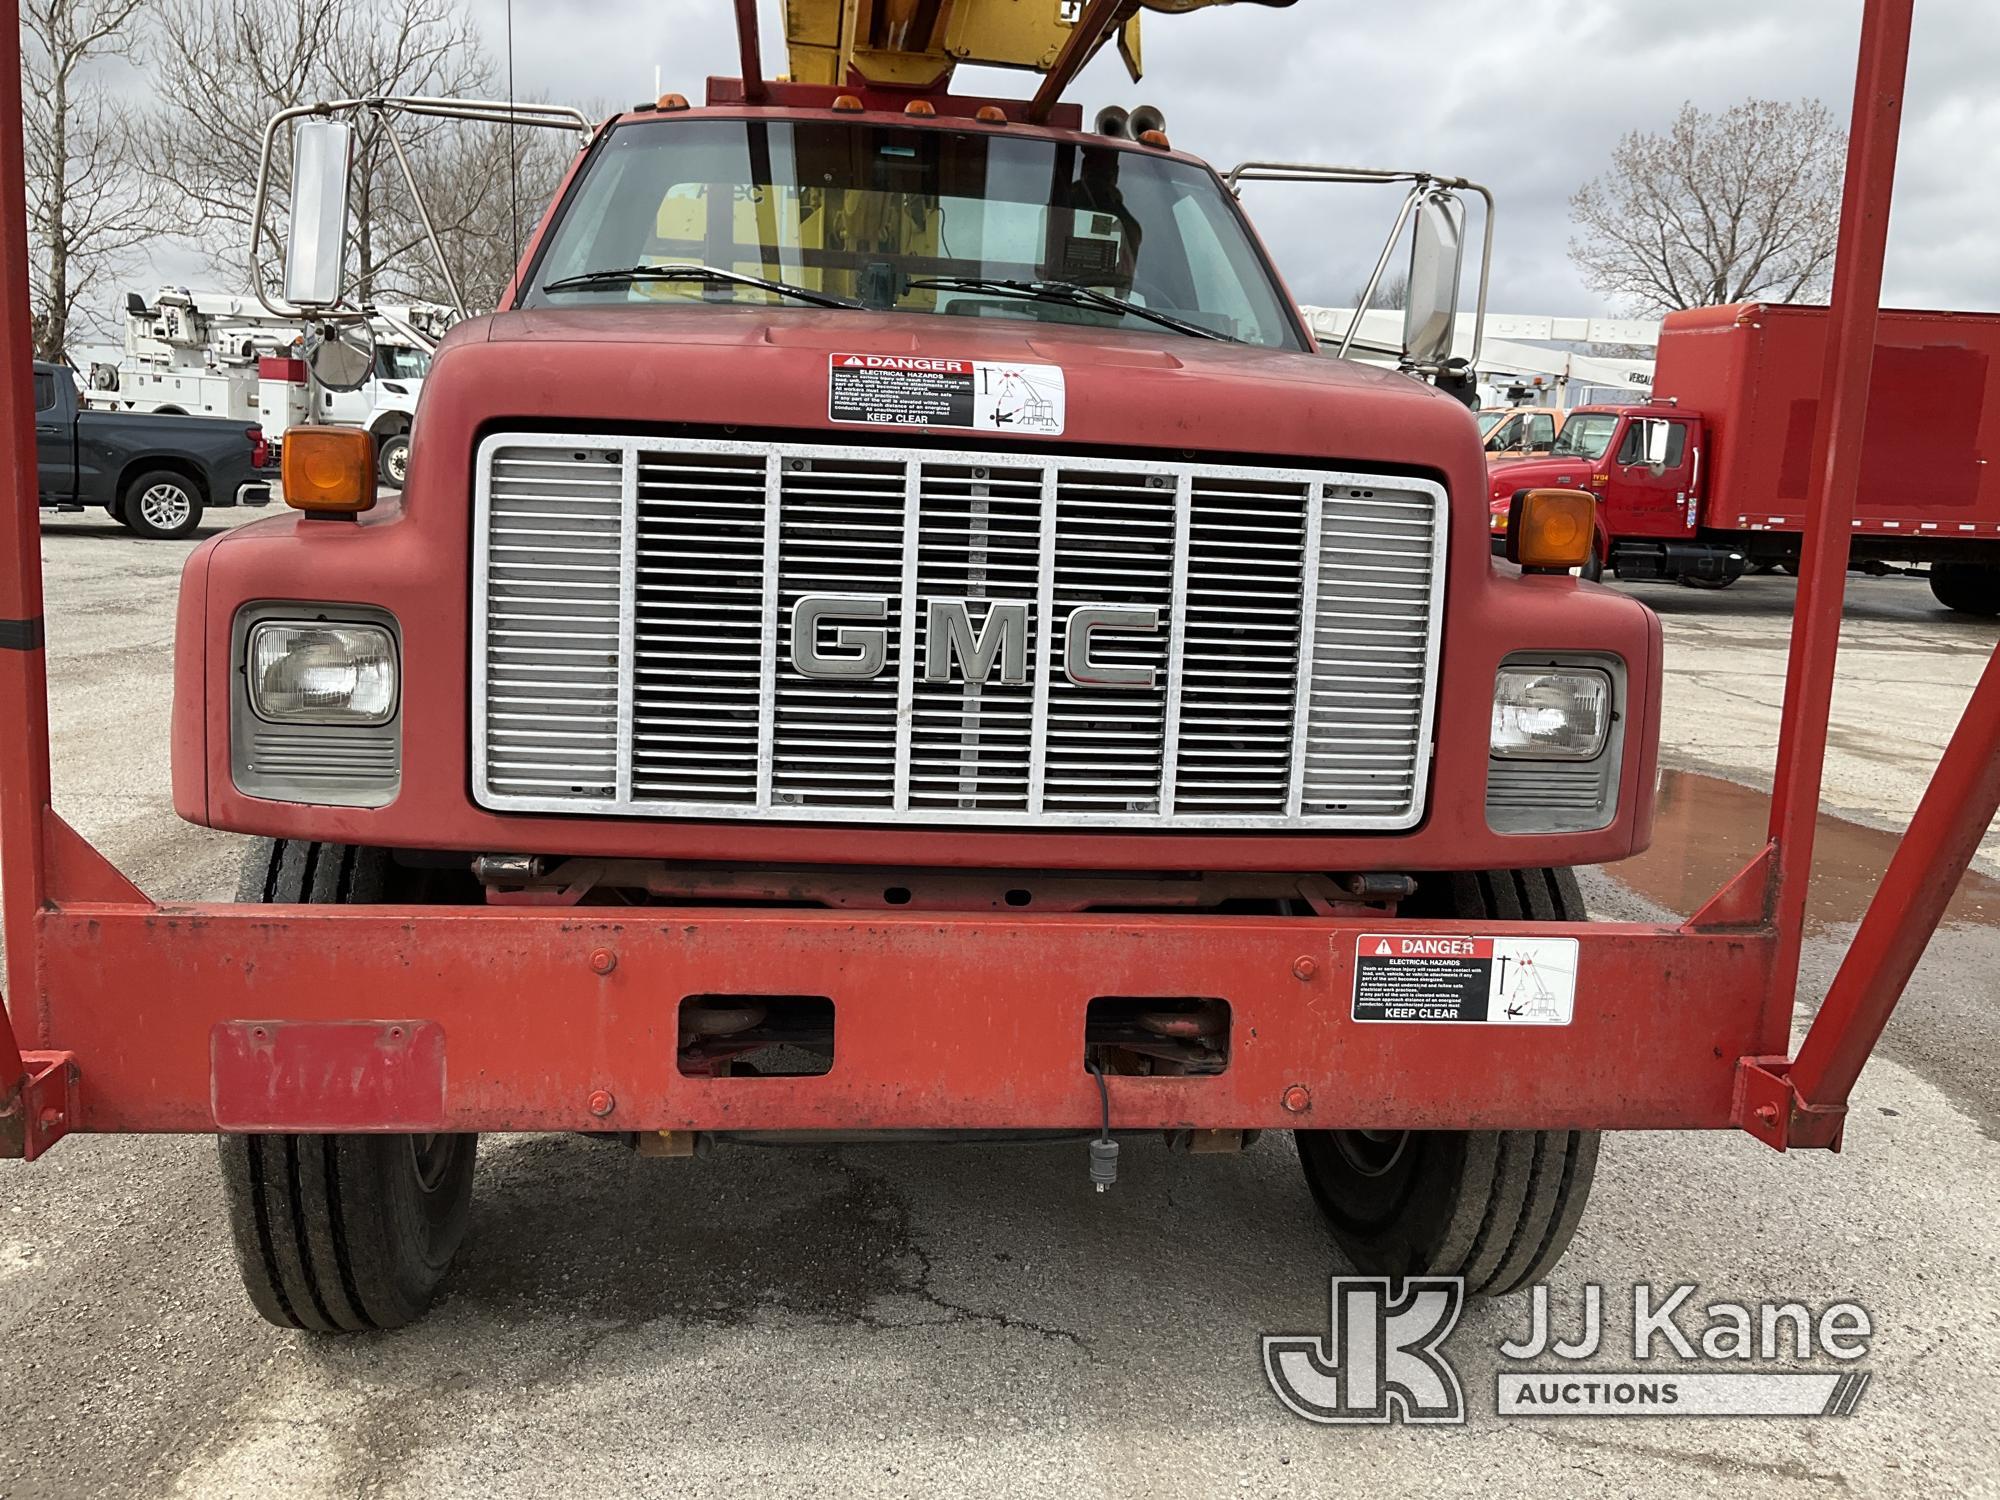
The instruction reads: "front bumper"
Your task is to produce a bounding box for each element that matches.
[37,900,1780,1136]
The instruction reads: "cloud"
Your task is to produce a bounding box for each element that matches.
[142,1,2000,320]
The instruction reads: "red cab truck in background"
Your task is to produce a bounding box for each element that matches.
[1489,303,2000,613]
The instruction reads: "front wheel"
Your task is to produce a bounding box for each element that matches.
[218,840,478,1331]
[1295,868,1601,1296]
[219,1131,477,1332]
[377,432,410,488]
[120,469,203,539]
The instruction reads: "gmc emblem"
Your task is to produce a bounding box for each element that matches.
[790,595,1160,688]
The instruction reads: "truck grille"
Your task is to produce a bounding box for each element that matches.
[473,434,1446,829]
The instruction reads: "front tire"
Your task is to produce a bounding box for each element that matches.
[219,1131,477,1332]
[218,841,478,1331]
[1295,868,1600,1296]
[377,432,410,488]
[120,468,203,539]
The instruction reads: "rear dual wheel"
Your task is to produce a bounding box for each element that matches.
[218,840,477,1331]
[1929,560,2000,616]
[1294,868,1600,1296]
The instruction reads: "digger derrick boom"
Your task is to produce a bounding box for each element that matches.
[779,0,1297,97]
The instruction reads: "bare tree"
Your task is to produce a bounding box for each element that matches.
[1568,99,1846,315]
[145,0,554,310]
[1350,272,1408,311]
[22,0,155,360]
[414,118,579,309]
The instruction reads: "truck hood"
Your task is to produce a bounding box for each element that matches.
[435,305,1484,474]
[1486,454,1601,503]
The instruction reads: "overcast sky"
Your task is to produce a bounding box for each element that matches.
[143,0,2000,321]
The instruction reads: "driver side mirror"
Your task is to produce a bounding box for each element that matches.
[1402,191,1464,368]
[283,120,355,309]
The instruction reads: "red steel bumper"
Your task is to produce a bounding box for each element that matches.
[32,899,1779,1137]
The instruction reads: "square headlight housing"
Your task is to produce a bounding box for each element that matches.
[1491,665,1613,761]
[233,605,402,808]
[246,620,399,725]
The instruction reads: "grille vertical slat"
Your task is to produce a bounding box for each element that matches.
[1301,484,1440,813]
[773,457,905,810]
[630,450,766,802]
[474,436,1444,828]
[479,448,626,798]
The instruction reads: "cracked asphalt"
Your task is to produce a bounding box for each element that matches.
[3,523,1997,1498]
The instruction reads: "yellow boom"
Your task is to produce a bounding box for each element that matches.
[783,0,1296,98]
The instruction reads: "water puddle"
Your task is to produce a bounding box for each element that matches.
[1606,768,2000,934]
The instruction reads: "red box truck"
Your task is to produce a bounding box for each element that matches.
[1489,303,2000,612]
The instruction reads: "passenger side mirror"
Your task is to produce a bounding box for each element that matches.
[283,120,356,309]
[1646,420,1672,467]
[1402,190,1464,368]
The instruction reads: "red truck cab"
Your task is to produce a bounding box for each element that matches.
[1487,403,1723,576]
[165,74,1665,1329]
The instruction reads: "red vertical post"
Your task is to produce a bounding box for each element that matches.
[1763,0,1915,1006]
[0,0,48,1085]
[735,0,768,102]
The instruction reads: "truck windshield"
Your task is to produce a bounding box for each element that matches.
[523,117,1304,349]
[1551,412,1619,459]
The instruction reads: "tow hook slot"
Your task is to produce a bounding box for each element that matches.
[1082,997,1230,1077]
[677,995,835,1078]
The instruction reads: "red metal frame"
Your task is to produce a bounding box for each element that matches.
[5,0,1995,1159]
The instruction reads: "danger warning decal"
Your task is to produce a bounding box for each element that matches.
[828,353,1066,435]
[1351,933,1579,1025]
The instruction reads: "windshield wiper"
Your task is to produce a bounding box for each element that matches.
[540,264,861,310]
[905,276,1237,342]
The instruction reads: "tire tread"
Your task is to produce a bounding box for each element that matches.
[218,839,475,1333]
[1294,865,1600,1297]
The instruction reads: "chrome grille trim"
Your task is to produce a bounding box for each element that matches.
[473,433,1447,830]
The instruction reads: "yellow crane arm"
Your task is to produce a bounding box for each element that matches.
[783,0,1297,98]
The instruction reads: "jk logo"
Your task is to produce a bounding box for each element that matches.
[1262,1277,1467,1425]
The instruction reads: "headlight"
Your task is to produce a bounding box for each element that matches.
[247,621,398,725]
[1491,666,1611,760]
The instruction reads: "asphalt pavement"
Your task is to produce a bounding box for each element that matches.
[2,522,1996,1499]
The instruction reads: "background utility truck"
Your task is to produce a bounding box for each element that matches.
[165,0,1662,1331]
[1488,303,2000,612]
[86,287,447,487]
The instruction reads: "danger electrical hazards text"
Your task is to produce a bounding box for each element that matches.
[827,353,1067,434]
[1350,933,1579,1025]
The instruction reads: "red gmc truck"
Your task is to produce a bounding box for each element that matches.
[162,3,1664,1331]
[1488,303,2000,613]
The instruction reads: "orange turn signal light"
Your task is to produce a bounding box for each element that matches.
[1506,488,1597,570]
[831,94,864,113]
[904,99,937,117]
[975,105,1008,123]
[282,426,378,516]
